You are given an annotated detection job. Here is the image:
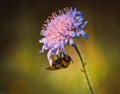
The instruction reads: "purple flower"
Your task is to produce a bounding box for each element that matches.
[39,7,88,66]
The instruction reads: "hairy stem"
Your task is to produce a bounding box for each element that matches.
[74,44,95,94]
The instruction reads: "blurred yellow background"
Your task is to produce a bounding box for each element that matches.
[0,0,120,94]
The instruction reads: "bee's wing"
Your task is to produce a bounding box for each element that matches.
[46,66,61,70]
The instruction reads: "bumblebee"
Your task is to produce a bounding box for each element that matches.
[46,54,72,70]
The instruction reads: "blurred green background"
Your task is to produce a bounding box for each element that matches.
[0,0,120,94]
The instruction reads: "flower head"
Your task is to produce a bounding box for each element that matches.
[39,7,88,67]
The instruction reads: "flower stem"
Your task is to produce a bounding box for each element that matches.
[74,44,95,94]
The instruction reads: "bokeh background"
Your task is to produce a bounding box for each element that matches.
[0,0,120,94]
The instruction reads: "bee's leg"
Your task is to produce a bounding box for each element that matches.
[59,52,62,58]
[50,55,57,65]
[57,52,62,58]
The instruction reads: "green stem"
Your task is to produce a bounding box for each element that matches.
[74,44,95,94]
